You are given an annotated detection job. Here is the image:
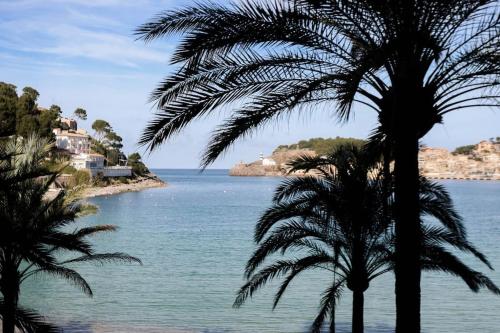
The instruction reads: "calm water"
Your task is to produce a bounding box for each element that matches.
[21,170,500,333]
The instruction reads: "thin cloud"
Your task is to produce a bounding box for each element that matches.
[0,0,171,10]
[33,25,169,67]
[0,15,170,68]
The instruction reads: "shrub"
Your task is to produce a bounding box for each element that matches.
[273,137,365,156]
[73,170,91,186]
[117,176,129,184]
[61,165,77,174]
[452,145,475,155]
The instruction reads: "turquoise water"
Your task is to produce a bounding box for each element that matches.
[21,170,500,333]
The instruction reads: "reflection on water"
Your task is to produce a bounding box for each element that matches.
[21,170,500,333]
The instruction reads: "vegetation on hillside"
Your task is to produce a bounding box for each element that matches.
[73,108,87,120]
[90,119,126,167]
[274,137,365,156]
[0,83,60,139]
[127,153,149,176]
[452,145,476,155]
[0,82,152,184]
[452,137,499,155]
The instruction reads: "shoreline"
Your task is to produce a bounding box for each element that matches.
[80,175,166,199]
[229,173,500,181]
[229,167,500,181]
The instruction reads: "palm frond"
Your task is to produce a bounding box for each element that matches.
[0,300,59,333]
[311,278,345,333]
[234,260,297,308]
[61,253,142,266]
[422,245,500,294]
[27,265,93,297]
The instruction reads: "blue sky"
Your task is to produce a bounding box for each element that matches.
[1,0,498,168]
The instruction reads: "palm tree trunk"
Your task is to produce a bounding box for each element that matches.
[352,290,364,333]
[1,264,19,333]
[382,143,392,218]
[394,127,421,333]
[2,291,16,333]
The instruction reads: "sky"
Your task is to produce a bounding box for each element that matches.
[0,0,498,169]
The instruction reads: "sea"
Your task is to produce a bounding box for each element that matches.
[20,169,500,333]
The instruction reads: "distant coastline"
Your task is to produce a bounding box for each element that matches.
[230,139,500,180]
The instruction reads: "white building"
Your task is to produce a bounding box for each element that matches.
[99,166,132,177]
[54,125,132,178]
[70,153,132,177]
[70,153,105,170]
[53,128,90,155]
[259,152,277,166]
[262,158,277,166]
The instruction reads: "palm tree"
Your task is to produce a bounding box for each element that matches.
[233,146,499,333]
[0,136,141,333]
[136,2,499,330]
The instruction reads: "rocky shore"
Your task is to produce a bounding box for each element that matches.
[229,163,283,177]
[80,175,166,198]
[230,149,314,177]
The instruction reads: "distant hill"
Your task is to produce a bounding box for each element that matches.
[232,137,500,179]
[230,137,364,176]
[274,137,365,156]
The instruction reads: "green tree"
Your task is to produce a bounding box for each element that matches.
[91,119,111,141]
[235,146,499,333]
[20,87,38,101]
[15,116,38,139]
[452,145,475,155]
[127,153,149,176]
[103,131,123,166]
[73,108,87,121]
[48,105,61,115]
[38,105,61,138]
[105,149,121,166]
[104,131,123,150]
[0,135,141,333]
[15,87,39,139]
[90,138,106,156]
[136,2,499,330]
[0,83,18,137]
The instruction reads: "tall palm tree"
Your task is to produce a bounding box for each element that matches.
[0,136,141,333]
[136,2,499,330]
[233,146,499,333]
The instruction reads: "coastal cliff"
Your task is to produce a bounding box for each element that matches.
[419,140,500,180]
[230,138,500,180]
[230,149,316,177]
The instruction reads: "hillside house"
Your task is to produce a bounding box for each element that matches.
[53,128,90,155]
[70,153,105,170]
[53,126,132,178]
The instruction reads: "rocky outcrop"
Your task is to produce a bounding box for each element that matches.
[229,163,282,177]
[229,149,315,177]
[419,140,500,180]
[80,176,166,198]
